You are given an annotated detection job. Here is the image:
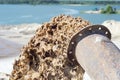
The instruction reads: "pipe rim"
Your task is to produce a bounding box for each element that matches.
[67,25,111,66]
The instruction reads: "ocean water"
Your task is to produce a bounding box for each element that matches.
[0,4,120,25]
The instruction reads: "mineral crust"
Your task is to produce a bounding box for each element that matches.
[10,15,90,80]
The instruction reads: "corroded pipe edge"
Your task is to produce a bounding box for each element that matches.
[67,25,111,66]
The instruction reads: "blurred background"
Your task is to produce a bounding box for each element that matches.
[0,0,120,25]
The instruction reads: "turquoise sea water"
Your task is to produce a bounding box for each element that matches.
[0,4,120,25]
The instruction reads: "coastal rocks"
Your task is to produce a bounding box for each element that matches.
[10,15,90,80]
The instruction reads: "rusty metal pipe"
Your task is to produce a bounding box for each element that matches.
[76,34,120,80]
[67,25,120,80]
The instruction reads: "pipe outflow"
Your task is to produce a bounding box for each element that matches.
[67,25,120,80]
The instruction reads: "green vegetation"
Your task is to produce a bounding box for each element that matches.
[0,0,120,5]
[0,0,60,5]
[101,5,117,14]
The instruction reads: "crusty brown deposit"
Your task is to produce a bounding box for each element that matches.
[10,15,90,80]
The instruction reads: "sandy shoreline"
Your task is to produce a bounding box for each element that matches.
[83,10,101,14]
[0,20,120,80]
[82,10,120,14]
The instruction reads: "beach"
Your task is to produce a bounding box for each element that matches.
[0,23,41,79]
[0,20,120,80]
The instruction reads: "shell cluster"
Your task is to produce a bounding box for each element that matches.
[10,15,90,80]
